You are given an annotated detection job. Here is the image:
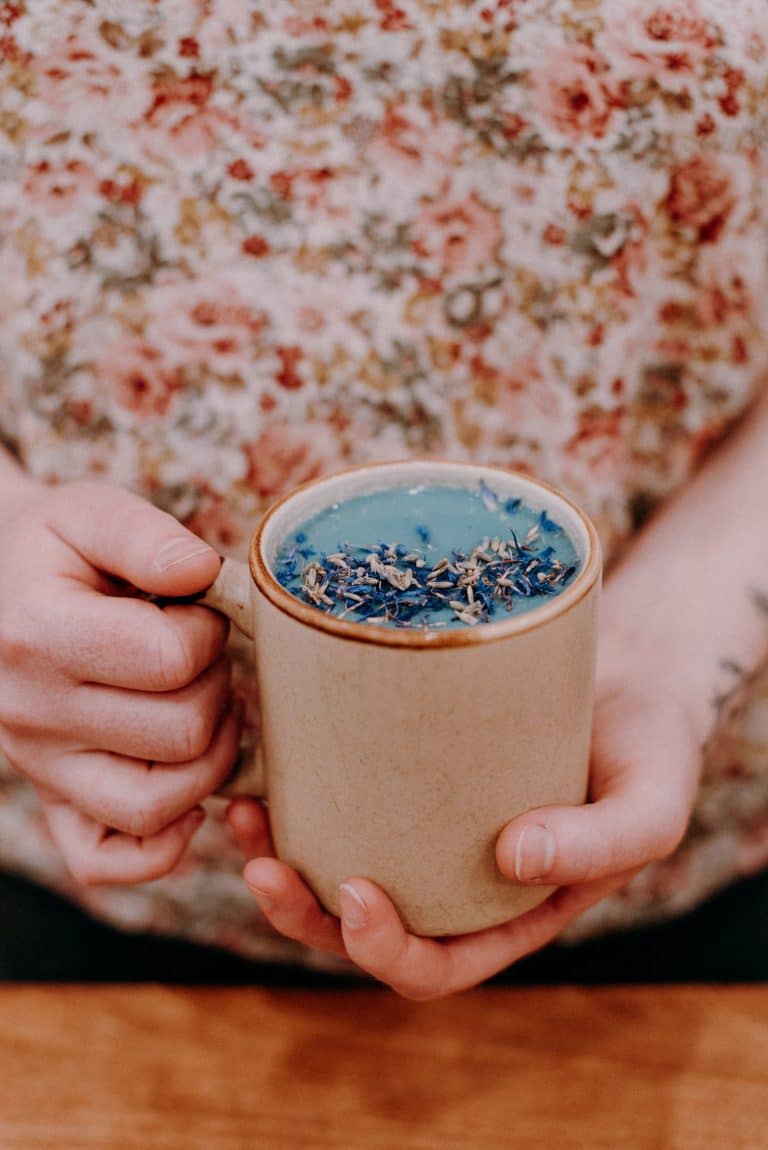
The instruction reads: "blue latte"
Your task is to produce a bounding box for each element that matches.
[273,482,580,629]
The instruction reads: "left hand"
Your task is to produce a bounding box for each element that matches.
[228,664,702,999]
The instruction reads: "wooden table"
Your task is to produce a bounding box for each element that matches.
[1,985,767,1149]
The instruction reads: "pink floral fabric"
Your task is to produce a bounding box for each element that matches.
[1,0,768,965]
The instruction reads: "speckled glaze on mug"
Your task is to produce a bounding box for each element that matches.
[205,461,602,937]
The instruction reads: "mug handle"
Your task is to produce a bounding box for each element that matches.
[196,557,265,798]
[199,557,254,640]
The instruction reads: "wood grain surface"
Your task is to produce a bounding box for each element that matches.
[0,985,767,1150]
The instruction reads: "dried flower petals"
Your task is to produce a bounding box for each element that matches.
[275,504,578,629]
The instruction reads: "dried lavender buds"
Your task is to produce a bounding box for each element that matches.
[275,507,578,630]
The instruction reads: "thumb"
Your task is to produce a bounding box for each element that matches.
[50,482,221,596]
[495,710,700,888]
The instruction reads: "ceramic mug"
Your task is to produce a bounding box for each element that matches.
[203,460,602,936]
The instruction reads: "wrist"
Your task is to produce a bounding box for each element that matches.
[599,565,768,748]
[597,629,710,749]
[598,562,717,746]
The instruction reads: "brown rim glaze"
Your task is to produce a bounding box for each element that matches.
[249,461,602,649]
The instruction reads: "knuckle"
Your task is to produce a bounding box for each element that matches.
[174,706,215,762]
[137,833,189,883]
[207,653,232,695]
[186,605,229,658]
[62,849,101,887]
[151,627,197,691]
[650,809,688,861]
[580,843,609,884]
[0,727,17,763]
[122,803,166,840]
[375,942,445,1002]
[299,900,330,940]
[0,733,46,783]
[276,917,307,945]
[76,868,103,888]
[0,609,34,666]
[0,685,34,732]
[133,854,178,883]
[391,978,439,1003]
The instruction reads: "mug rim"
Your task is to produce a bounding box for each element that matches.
[249,460,602,649]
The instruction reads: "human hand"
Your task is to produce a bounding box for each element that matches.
[0,481,242,884]
[228,663,701,999]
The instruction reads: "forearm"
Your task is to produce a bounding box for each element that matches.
[600,385,768,745]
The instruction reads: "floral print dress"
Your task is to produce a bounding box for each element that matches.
[1,0,768,966]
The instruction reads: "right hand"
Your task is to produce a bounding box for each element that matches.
[0,480,242,884]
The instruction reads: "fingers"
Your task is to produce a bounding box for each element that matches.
[31,701,242,837]
[226,797,276,858]
[337,869,640,999]
[45,482,221,596]
[230,792,644,996]
[332,879,501,998]
[228,791,648,995]
[41,798,207,886]
[240,864,637,999]
[231,802,347,955]
[34,594,230,690]
[242,858,348,959]
[62,655,233,762]
[495,804,646,889]
[495,783,691,889]
[336,879,450,996]
[496,692,701,888]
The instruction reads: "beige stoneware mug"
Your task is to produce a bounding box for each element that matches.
[203,460,602,936]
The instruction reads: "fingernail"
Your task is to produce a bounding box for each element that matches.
[339,883,368,930]
[514,824,555,882]
[155,537,213,572]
